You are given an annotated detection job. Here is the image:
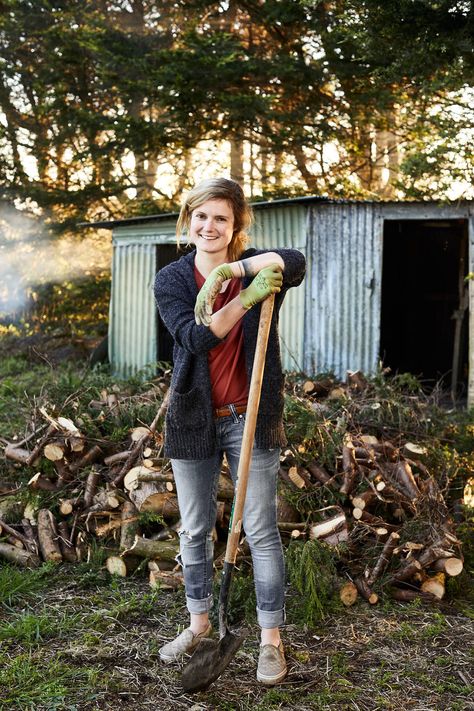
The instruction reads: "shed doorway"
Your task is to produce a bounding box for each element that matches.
[380,219,469,396]
[156,244,180,363]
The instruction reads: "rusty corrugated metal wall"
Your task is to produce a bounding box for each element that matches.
[251,205,307,371]
[304,203,383,378]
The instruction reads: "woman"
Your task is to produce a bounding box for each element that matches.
[154,177,305,685]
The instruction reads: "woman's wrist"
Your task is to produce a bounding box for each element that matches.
[233,253,285,279]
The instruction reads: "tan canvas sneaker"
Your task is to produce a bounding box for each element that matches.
[159,624,212,663]
[257,641,287,685]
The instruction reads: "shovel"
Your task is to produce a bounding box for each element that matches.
[181,294,276,693]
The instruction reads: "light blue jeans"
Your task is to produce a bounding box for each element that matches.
[171,410,285,629]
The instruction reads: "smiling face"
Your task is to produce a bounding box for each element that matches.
[189,198,235,260]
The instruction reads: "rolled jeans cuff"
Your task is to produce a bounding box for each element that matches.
[257,606,285,629]
[186,594,213,615]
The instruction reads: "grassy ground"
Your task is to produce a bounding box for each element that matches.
[0,562,472,711]
[0,277,473,710]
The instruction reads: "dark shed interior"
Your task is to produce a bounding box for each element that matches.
[380,219,469,395]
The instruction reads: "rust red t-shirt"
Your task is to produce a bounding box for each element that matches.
[194,266,249,409]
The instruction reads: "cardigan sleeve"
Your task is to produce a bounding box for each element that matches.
[242,247,306,289]
[154,267,223,355]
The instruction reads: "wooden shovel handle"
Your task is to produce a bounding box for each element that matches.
[225,294,275,564]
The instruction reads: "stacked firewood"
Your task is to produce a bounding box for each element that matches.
[0,373,464,604]
[277,432,464,606]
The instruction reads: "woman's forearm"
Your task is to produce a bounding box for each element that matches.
[208,296,247,339]
[229,252,285,278]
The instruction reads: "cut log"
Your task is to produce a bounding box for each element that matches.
[432,557,463,577]
[6,535,24,549]
[104,451,130,467]
[366,532,400,585]
[288,466,308,489]
[354,578,378,604]
[149,566,184,590]
[0,540,41,568]
[124,465,159,491]
[420,572,446,600]
[21,518,39,555]
[346,370,368,390]
[390,558,422,584]
[93,516,123,537]
[340,435,358,496]
[106,554,141,577]
[57,521,78,563]
[302,380,316,395]
[151,526,179,542]
[68,434,85,453]
[277,522,306,532]
[353,509,398,531]
[59,499,75,516]
[306,461,332,485]
[90,488,122,511]
[43,442,65,462]
[339,581,358,607]
[120,501,140,552]
[70,445,103,474]
[0,517,33,550]
[55,460,74,488]
[309,512,348,544]
[4,445,33,465]
[27,472,57,492]
[402,442,428,460]
[131,426,150,442]
[389,461,420,500]
[352,490,377,510]
[390,587,438,603]
[129,482,180,517]
[37,509,62,563]
[124,536,179,562]
[359,435,379,446]
[25,423,57,465]
[84,469,100,508]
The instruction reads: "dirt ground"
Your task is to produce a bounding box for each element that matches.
[1,568,473,711]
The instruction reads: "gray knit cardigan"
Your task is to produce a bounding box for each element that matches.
[154,247,306,460]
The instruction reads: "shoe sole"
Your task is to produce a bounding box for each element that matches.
[256,667,287,685]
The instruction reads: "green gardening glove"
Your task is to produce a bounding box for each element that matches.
[240,264,283,310]
[195,263,234,326]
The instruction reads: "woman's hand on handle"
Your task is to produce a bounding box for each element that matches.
[239,264,283,310]
[194,263,234,326]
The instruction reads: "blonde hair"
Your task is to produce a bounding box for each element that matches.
[176,178,252,261]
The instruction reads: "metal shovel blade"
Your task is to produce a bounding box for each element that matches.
[181,626,248,693]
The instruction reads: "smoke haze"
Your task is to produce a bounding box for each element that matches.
[0,206,111,317]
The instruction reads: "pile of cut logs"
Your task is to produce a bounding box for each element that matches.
[0,376,464,604]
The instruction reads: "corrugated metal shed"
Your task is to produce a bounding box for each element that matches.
[304,202,382,376]
[83,197,474,407]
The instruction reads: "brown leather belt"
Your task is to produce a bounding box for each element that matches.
[214,403,247,418]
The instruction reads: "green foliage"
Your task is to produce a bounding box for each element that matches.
[284,392,345,473]
[285,540,339,626]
